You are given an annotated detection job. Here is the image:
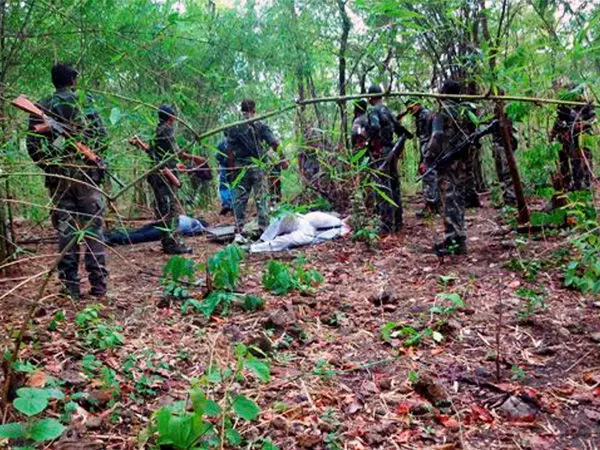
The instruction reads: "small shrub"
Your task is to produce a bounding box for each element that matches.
[262,258,324,295]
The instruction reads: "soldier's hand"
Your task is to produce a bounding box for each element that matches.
[419,163,427,175]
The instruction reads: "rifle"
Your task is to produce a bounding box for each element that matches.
[128,135,181,188]
[418,119,498,181]
[11,95,125,188]
[377,134,408,172]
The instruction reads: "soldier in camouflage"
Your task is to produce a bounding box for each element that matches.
[147,105,192,255]
[550,85,596,191]
[226,99,280,244]
[366,85,412,234]
[406,100,439,216]
[26,63,108,299]
[422,80,472,256]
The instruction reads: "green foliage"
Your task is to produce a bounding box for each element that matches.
[208,244,245,291]
[0,387,66,444]
[430,293,465,316]
[516,288,547,320]
[262,258,324,295]
[564,232,600,294]
[381,323,433,347]
[162,256,198,299]
[182,292,264,317]
[146,343,269,448]
[75,304,125,350]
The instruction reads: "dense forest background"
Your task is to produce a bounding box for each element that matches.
[1,0,599,227]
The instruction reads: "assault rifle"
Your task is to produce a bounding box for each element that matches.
[128,135,182,188]
[11,95,125,188]
[377,134,409,172]
[419,119,498,181]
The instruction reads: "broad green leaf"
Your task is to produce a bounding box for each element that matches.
[232,395,260,421]
[109,107,121,125]
[28,418,66,441]
[225,427,242,445]
[0,422,26,439]
[205,400,222,417]
[244,358,270,383]
[14,388,49,417]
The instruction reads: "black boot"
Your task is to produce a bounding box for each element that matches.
[163,242,192,255]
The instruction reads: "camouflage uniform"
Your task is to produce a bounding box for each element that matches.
[367,103,409,233]
[148,122,184,252]
[551,103,596,191]
[226,120,278,233]
[413,107,440,210]
[491,119,517,205]
[425,101,473,253]
[27,87,108,297]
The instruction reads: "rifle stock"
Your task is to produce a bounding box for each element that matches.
[180,152,206,165]
[11,95,45,118]
[128,135,181,188]
[12,95,101,164]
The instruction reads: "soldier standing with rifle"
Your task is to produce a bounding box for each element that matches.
[405,100,439,217]
[25,63,108,299]
[422,80,475,256]
[366,85,412,234]
[550,84,596,192]
[226,99,280,244]
[146,105,192,255]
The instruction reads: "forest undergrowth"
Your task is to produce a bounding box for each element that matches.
[1,192,599,450]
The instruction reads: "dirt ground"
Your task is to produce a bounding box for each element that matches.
[1,195,599,449]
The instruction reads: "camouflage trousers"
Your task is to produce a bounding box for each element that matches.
[464,146,481,206]
[370,155,402,233]
[492,142,516,205]
[439,162,467,245]
[232,167,269,233]
[559,143,593,191]
[49,179,107,297]
[422,167,441,208]
[148,173,182,251]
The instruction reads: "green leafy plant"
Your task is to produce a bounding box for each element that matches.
[144,343,269,449]
[0,387,66,445]
[516,287,547,320]
[182,292,264,317]
[430,292,465,316]
[262,258,324,295]
[162,255,198,299]
[208,244,245,291]
[179,245,261,318]
[381,323,433,347]
[75,304,125,350]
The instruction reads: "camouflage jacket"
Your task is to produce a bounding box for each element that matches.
[26,88,107,184]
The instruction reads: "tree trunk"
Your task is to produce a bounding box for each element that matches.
[496,102,530,225]
[0,0,15,269]
[337,0,350,149]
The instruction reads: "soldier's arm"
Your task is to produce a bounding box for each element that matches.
[259,123,280,151]
[26,114,51,166]
[389,109,413,139]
